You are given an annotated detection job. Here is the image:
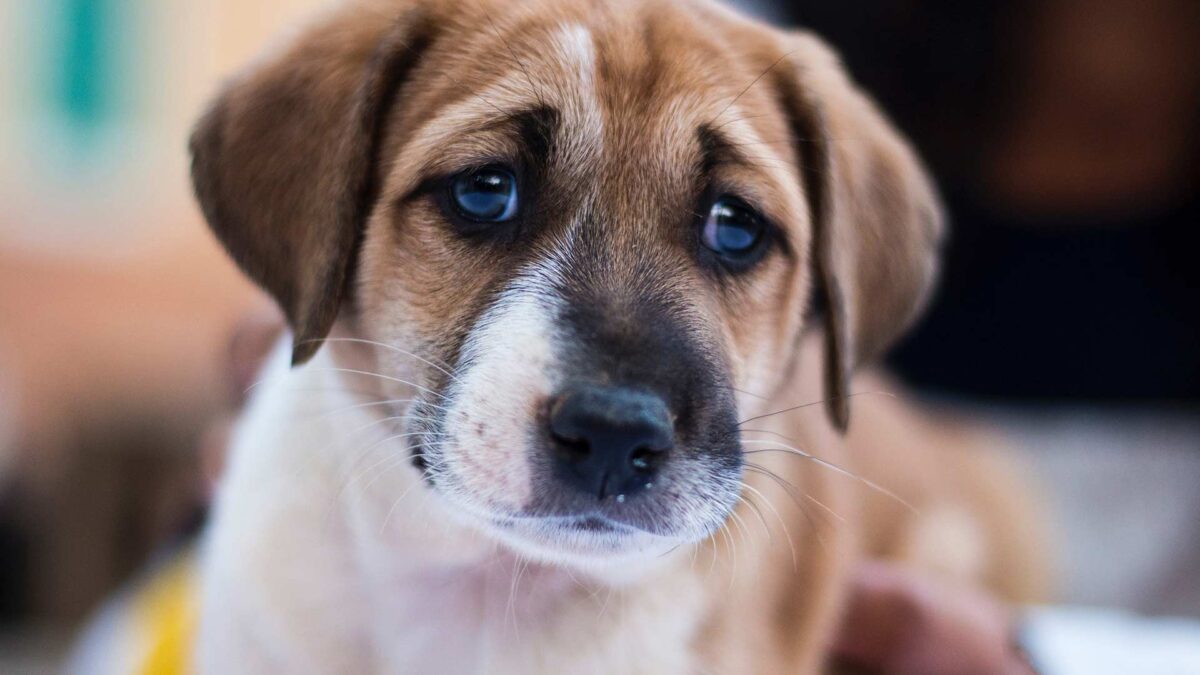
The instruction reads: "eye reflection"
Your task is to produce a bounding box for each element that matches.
[450,167,519,222]
[701,197,764,258]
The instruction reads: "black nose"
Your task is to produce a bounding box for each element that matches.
[548,385,673,500]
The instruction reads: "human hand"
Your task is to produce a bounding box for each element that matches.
[833,560,1037,675]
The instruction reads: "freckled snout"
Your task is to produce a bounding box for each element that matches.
[548,385,673,500]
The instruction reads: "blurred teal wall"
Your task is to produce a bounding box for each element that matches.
[46,0,136,151]
[58,0,118,133]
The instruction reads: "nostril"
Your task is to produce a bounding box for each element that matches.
[551,431,590,461]
[629,446,666,473]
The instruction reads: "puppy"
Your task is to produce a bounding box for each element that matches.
[190,0,1046,672]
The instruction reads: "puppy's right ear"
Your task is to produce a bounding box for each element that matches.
[773,33,945,432]
[190,6,433,365]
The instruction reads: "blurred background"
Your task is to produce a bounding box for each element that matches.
[0,0,1197,670]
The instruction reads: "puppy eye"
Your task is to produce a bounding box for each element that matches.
[701,196,764,259]
[450,166,519,222]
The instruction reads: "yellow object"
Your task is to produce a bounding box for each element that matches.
[133,552,197,675]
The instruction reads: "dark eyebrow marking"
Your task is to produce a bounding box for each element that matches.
[691,124,734,202]
[451,104,560,153]
[693,123,760,201]
[512,106,560,168]
[698,123,767,176]
[697,123,733,176]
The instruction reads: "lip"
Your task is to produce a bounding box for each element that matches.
[496,512,641,535]
[486,512,687,565]
[570,516,621,532]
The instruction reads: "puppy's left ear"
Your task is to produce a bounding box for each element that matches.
[190,7,433,365]
[774,33,946,432]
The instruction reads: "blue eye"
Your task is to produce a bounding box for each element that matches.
[701,197,764,258]
[450,167,518,222]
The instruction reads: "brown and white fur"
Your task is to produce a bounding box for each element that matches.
[190,0,1048,672]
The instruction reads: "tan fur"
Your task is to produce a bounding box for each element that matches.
[190,0,1047,672]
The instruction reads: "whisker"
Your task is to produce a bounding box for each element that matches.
[328,428,451,514]
[742,464,804,514]
[508,556,530,641]
[742,463,829,550]
[336,430,426,491]
[255,385,386,399]
[482,10,547,112]
[738,493,772,544]
[655,541,686,561]
[711,49,797,124]
[339,412,431,444]
[595,584,615,623]
[742,441,916,514]
[738,427,799,443]
[804,494,846,524]
[728,506,751,551]
[709,112,772,134]
[725,510,748,592]
[717,520,737,589]
[713,384,770,401]
[299,367,450,400]
[299,337,462,384]
[741,482,797,572]
[314,397,452,420]
[378,470,432,534]
[706,528,720,579]
[353,451,422,496]
[384,29,513,122]
[246,367,450,401]
[724,136,869,152]
[736,390,895,426]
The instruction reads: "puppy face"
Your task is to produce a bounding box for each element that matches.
[191,0,942,567]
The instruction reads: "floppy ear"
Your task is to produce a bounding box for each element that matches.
[190,6,433,365]
[775,34,945,432]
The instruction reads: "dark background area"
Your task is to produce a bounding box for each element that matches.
[778,0,1200,403]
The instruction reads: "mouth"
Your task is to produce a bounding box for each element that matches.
[496,512,639,534]
[567,515,626,533]
[483,511,685,566]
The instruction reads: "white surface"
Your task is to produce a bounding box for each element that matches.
[1024,606,1200,675]
[994,407,1200,618]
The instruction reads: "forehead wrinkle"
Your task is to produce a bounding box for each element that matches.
[404,73,538,157]
[385,23,603,194]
